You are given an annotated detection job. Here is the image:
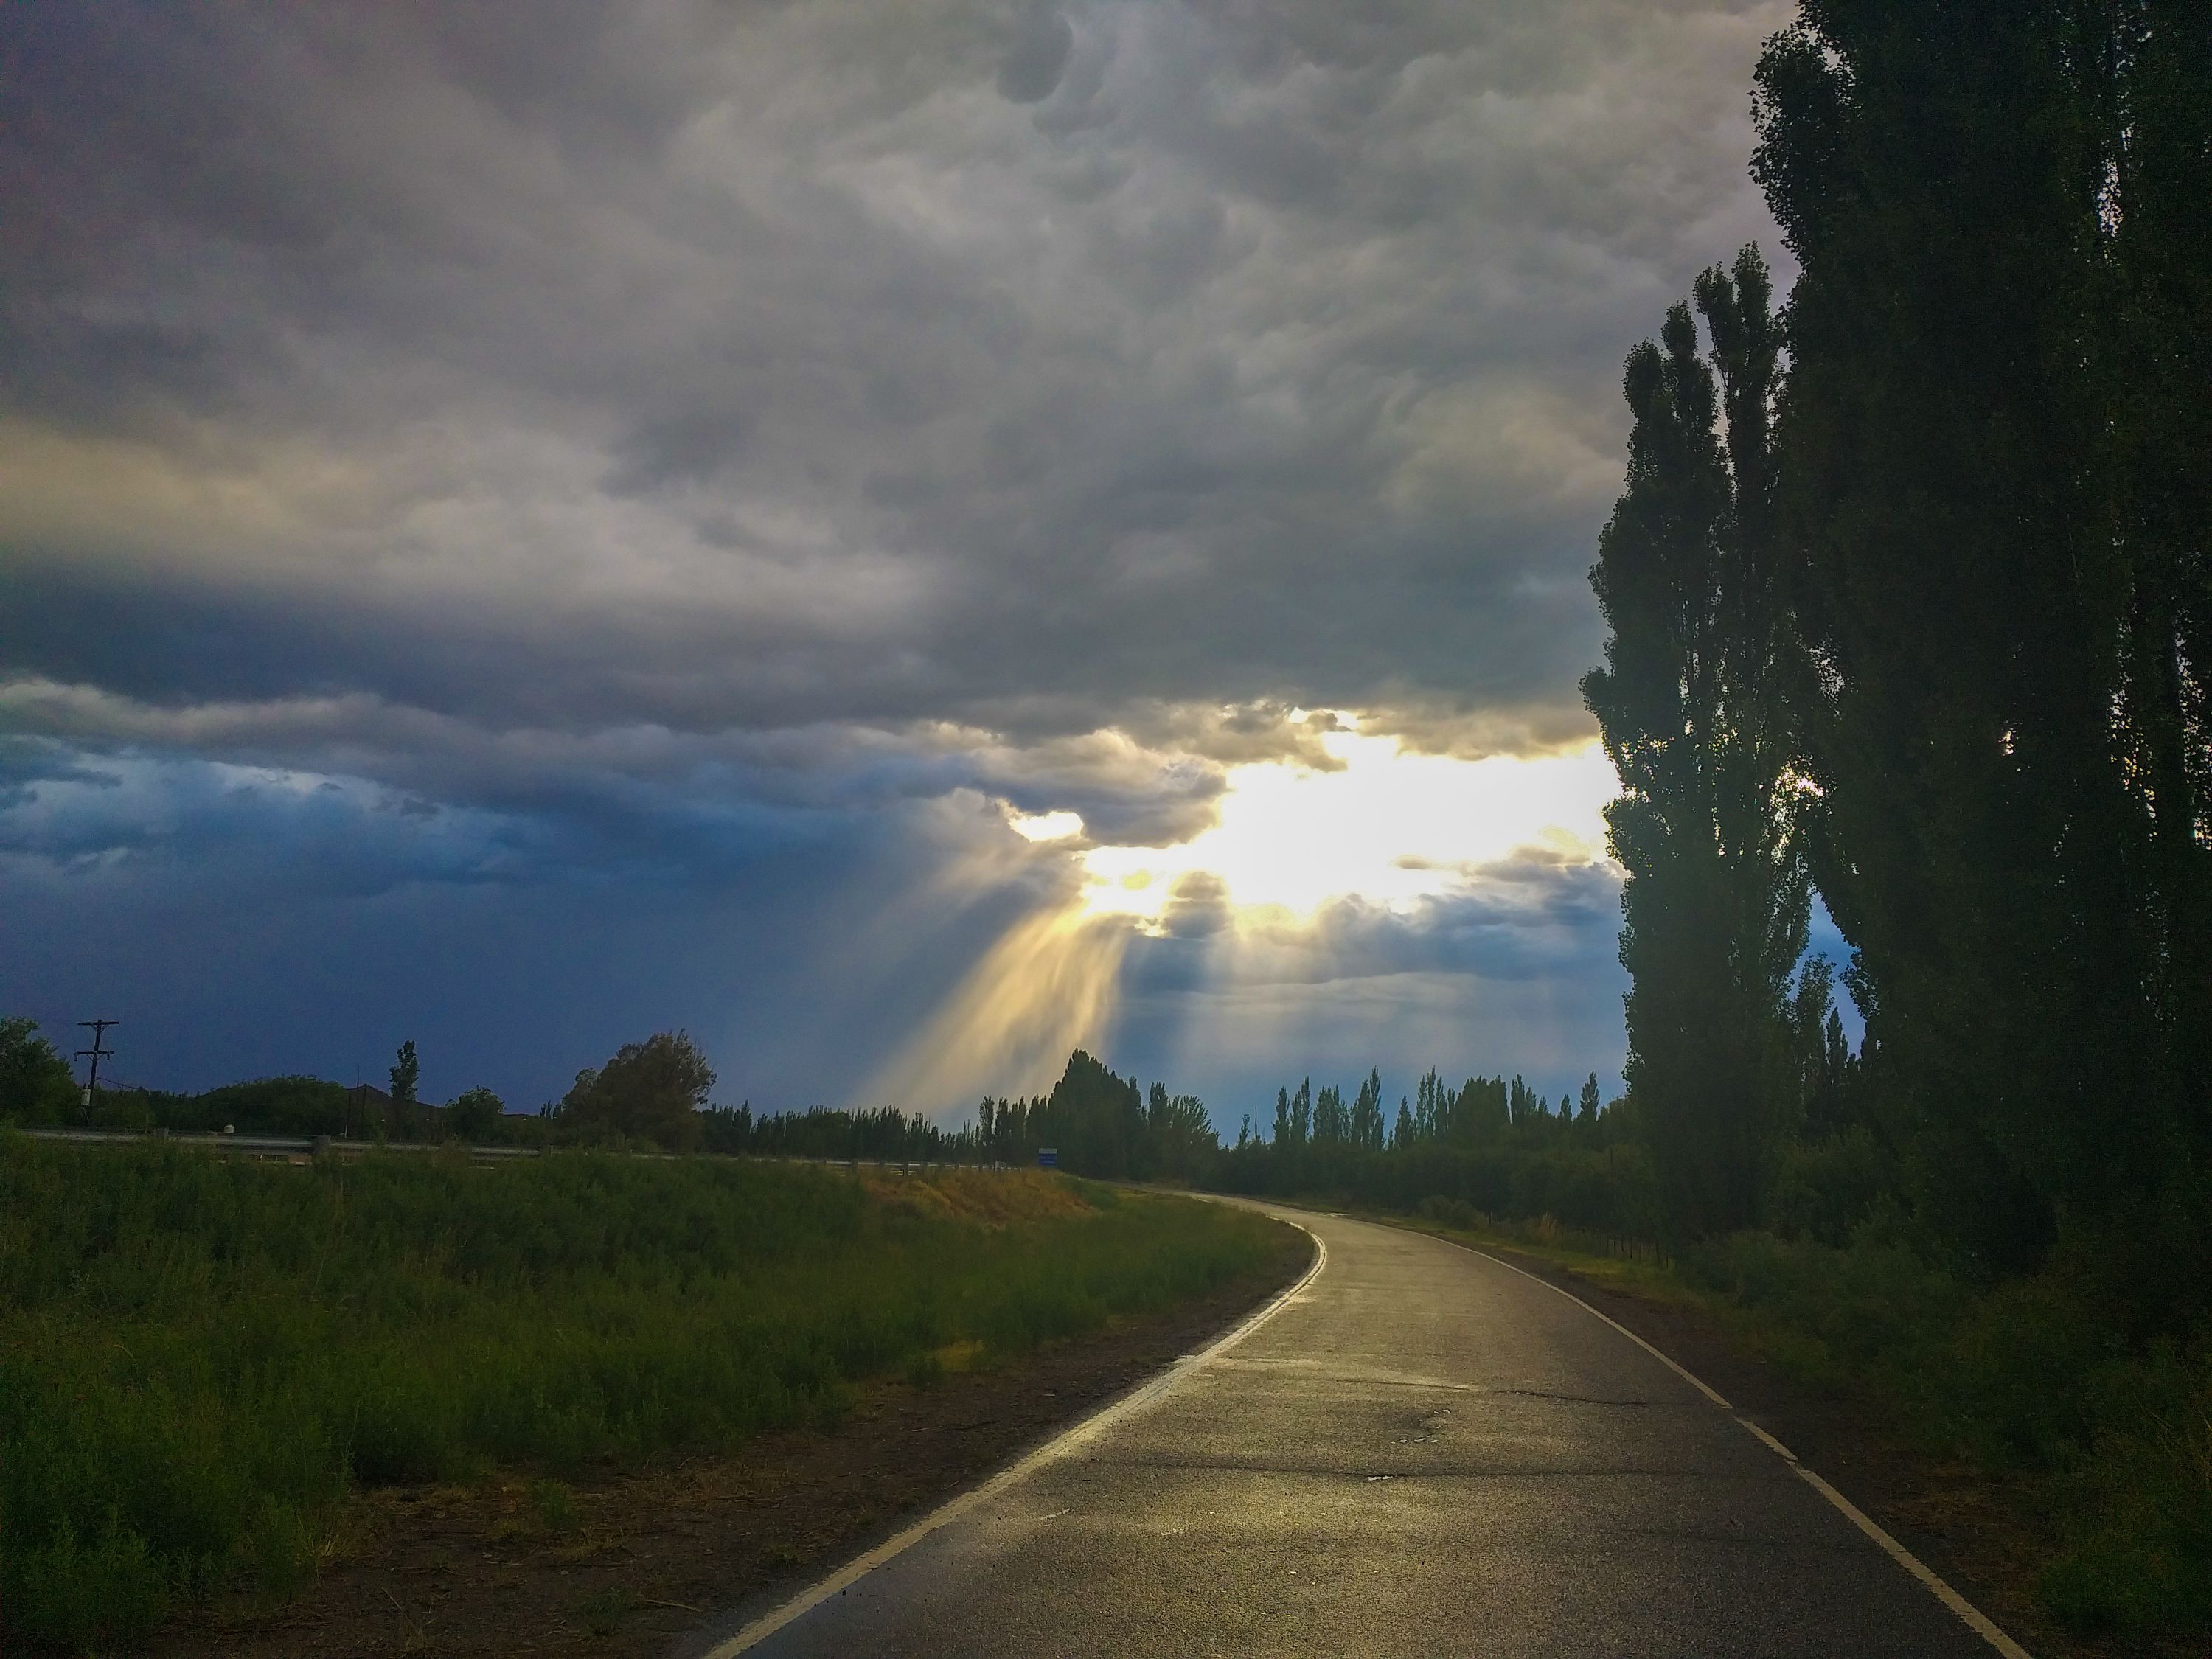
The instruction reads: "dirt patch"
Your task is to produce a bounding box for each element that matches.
[858,1166,1098,1226]
[143,1222,1312,1659]
[1464,1238,2154,1659]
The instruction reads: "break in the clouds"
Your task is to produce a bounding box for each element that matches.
[0,0,1790,1116]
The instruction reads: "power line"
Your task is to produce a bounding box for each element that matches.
[74,1018,119,1124]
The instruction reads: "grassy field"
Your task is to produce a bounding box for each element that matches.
[1390,1200,2211,1649]
[0,1137,1287,1650]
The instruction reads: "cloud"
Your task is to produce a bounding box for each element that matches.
[999,6,1076,103]
[1,0,1784,759]
[1109,853,1630,1120]
[0,0,1783,1099]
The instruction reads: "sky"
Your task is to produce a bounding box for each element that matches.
[0,0,1817,1127]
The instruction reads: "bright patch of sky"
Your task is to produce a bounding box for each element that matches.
[1025,723,1618,927]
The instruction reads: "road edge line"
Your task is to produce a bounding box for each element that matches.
[698,1221,1328,1657]
[1436,1232,2033,1659]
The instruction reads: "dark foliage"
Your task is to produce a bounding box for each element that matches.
[1750,0,2212,1295]
[1565,0,2211,1289]
[560,1030,715,1152]
[0,1019,79,1126]
[970,1050,1219,1180]
[445,1085,506,1143]
[701,1102,948,1163]
[1582,247,1809,1242]
[1556,6,2212,1639]
[1208,1067,1657,1239]
[388,1040,420,1107]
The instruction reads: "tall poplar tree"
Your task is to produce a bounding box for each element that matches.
[2105,1,2212,1252]
[1753,1,2211,1280]
[1351,1069,1386,1150]
[1584,248,1807,1239]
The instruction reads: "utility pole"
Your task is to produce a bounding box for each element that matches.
[75,1018,119,1123]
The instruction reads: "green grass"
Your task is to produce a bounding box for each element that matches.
[1378,1202,2212,1647]
[0,1137,1288,1650]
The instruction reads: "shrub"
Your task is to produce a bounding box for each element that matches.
[0,1018,80,1126]
[446,1085,507,1143]
[560,1032,713,1151]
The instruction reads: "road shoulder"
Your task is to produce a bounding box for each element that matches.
[1396,1222,2107,1659]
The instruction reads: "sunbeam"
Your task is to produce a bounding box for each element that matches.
[855,904,1130,1117]
[872,721,1618,1118]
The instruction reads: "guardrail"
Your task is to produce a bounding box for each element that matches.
[15,1126,542,1161]
[7,1128,1005,1173]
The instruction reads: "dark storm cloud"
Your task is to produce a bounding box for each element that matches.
[1,0,1784,1100]
[1,0,1785,799]
[0,773,990,1111]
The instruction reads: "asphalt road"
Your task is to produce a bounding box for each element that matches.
[709,1203,2017,1658]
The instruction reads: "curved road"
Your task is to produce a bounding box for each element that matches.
[706,1204,2018,1658]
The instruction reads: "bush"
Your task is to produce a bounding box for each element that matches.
[2040,1339,2212,1632]
[446,1085,507,1143]
[0,1018,80,1126]
[1770,1131,1893,1246]
[560,1032,712,1151]
[152,1076,352,1138]
[10,1515,170,1651]
[1214,1140,1661,1239]
[1678,1227,1972,1381]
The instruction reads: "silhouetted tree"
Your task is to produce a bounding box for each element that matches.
[447,1085,505,1142]
[1147,1081,1220,1178]
[1313,1084,1346,1147]
[1753,3,2211,1279]
[0,1018,80,1124]
[1583,246,1807,1240]
[1351,1069,1386,1151]
[389,1040,420,1106]
[562,1030,715,1152]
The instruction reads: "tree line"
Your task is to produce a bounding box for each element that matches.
[569,1040,1217,1175]
[0,1004,1848,1251]
[1582,1,2209,1322]
[1208,1068,1656,1237]
[0,1024,1221,1182]
[1242,1069,1613,1152]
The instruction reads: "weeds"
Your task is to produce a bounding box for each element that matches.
[573,1585,640,1636]
[526,1478,577,1534]
[0,1138,1283,1647]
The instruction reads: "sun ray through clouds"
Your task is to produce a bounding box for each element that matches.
[869,718,1620,1116]
[854,904,1130,1116]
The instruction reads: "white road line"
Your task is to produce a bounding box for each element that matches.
[1440,1232,2034,1659]
[700,1225,1329,1658]
[1792,1458,2034,1658]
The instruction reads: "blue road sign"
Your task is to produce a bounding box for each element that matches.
[1037,1147,1058,1168]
